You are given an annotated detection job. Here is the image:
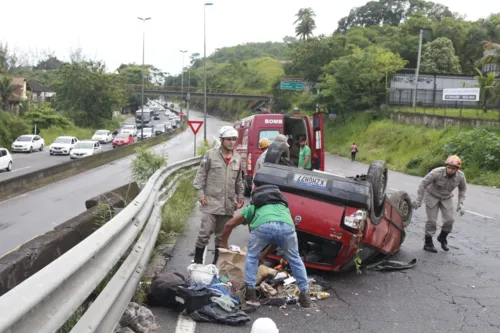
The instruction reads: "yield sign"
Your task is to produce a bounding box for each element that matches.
[188,120,203,135]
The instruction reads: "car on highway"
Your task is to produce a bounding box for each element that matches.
[92,130,113,143]
[154,124,166,136]
[164,121,173,131]
[49,136,79,156]
[11,135,45,153]
[152,108,161,120]
[254,161,413,273]
[121,125,138,137]
[70,140,102,159]
[139,127,154,140]
[0,148,13,172]
[113,133,135,148]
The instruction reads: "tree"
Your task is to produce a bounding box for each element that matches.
[294,8,316,40]
[420,37,462,73]
[34,56,65,70]
[55,61,126,127]
[318,46,407,121]
[473,68,497,113]
[0,75,17,111]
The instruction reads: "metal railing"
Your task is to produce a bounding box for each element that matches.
[0,156,202,333]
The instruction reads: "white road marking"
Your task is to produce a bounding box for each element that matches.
[465,210,494,219]
[388,187,493,219]
[9,166,32,173]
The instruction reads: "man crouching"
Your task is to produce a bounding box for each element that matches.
[219,185,312,308]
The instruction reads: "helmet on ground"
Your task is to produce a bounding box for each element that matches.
[258,138,271,149]
[219,126,238,139]
[445,155,462,168]
[250,318,279,333]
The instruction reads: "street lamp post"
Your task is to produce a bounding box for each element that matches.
[180,50,187,113]
[138,17,151,140]
[203,2,213,141]
[187,65,191,121]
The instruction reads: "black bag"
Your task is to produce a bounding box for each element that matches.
[251,185,288,208]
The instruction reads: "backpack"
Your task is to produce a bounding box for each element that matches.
[251,185,288,208]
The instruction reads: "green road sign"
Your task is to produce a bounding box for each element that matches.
[280,78,304,91]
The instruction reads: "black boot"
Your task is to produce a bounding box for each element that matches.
[424,235,438,253]
[212,248,219,265]
[437,231,450,251]
[193,246,205,264]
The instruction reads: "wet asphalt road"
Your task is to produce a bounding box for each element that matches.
[152,157,500,333]
[0,108,226,257]
[0,113,172,181]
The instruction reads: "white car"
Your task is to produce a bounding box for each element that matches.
[0,148,13,171]
[139,127,154,139]
[92,130,113,143]
[121,125,137,137]
[70,140,102,159]
[11,135,45,153]
[50,136,78,155]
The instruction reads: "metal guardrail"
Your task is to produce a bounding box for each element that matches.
[0,156,202,333]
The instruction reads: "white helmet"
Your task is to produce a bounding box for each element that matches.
[219,125,238,139]
[251,318,279,333]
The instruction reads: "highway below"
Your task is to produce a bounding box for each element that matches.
[0,112,170,181]
[0,108,224,257]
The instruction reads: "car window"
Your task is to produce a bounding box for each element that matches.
[74,142,94,149]
[17,136,33,142]
[259,130,280,146]
[54,137,72,144]
[0,149,6,157]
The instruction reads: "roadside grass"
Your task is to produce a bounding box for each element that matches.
[325,111,500,187]
[391,105,500,120]
[41,126,95,145]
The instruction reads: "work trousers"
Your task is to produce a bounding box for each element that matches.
[195,213,232,249]
[425,197,455,236]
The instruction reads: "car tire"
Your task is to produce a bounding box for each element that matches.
[367,160,388,224]
[389,191,412,228]
[29,146,33,153]
[39,144,44,151]
[6,161,12,171]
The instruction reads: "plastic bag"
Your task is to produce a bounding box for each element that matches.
[187,263,219,284]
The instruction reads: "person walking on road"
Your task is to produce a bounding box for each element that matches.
[298,135,312,170]
[220,185,312,308]
[192,126,245,265]
[350,143,358,161]
[412,155,467,253]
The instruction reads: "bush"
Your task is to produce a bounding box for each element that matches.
[197,139,215,157]
[23,103,74,129]
[161,173,197,234]
[131,146,167,183]
[0,112,31,148]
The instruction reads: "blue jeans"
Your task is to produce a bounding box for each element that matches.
[245,222,309,293]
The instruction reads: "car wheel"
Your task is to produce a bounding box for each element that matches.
[29,146,33,153]
[6,161,12,171]
[39,144,44,151]
[389,191,413,228]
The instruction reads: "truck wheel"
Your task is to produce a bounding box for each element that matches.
[389,191,412,228]
[367,160,388,224]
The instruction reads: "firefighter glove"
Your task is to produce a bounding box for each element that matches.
[457,203,465,216]
[412,200,421,209]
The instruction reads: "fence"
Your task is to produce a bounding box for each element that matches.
[0,156,202,333]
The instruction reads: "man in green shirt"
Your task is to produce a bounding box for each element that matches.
[298,135,312,170]
[220,185,312,308]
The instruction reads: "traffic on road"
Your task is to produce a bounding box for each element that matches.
[0,99,180,181]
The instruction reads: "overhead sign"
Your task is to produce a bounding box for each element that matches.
[442,88,480,101]
[280,77,304,91]
[188,120,203,135]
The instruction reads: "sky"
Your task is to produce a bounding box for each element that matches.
[0,0,496,76]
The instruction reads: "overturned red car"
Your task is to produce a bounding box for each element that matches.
[253,161,413,272]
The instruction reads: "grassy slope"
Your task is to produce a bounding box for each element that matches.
[324,111,500,186]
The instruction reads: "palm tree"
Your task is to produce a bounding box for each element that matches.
[294,8,316,41]
[474,68,496,112]
[0,75,17,111]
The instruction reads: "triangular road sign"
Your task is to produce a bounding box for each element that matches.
[188,120,203,135]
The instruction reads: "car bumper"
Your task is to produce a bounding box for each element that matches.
[50,149,70,155]
[11,147,30,152]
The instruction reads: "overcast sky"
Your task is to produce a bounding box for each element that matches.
[0,0,496,75]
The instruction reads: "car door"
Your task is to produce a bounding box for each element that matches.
[107,131,112,142]
[0,149,6,169]
[94,142,100,154]
[32,136,39,149]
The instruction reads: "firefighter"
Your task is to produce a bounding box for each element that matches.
[254,137,271,175]
[412,155,467,253]
[192,126,245,264]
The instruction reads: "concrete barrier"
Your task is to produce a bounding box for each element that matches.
[0,122,187,202]
[0,182,142,297]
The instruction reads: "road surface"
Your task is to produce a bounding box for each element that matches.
[0,112,171,181]
[152,157,500,333]
[0,108,224,257]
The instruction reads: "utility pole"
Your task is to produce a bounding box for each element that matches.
[180,50,187,113]
[203,2,213,141]
[413,27,429,110]
[138,17,151,140]
[186,65,191,121]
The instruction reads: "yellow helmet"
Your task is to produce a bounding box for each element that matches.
[445,155,462,168]
[258,138,271,149]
